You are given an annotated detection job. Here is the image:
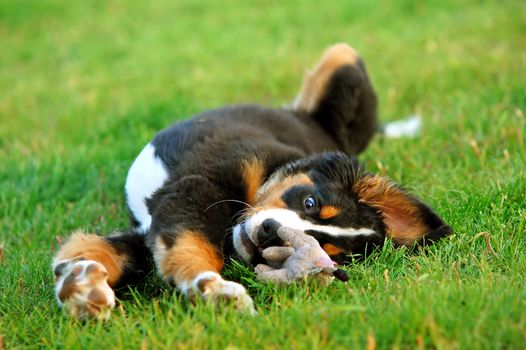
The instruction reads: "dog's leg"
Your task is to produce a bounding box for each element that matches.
[292,43,378,154]
[152,230,254,313]
[148,175,255,313]
[52,230,151,320]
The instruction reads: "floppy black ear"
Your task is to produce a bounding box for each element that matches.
[353,175,452,246]
[292,43,378,154]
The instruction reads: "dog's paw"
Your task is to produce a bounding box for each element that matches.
[53,259,115,320]
[186,272,256,314]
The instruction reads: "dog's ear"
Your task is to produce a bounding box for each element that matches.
[353,175,451,246]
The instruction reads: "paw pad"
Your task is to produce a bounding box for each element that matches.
[53,259,115,320]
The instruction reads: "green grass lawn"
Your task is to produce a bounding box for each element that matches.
[1,0,525,348]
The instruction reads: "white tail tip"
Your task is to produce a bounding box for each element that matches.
[383,115,422,138]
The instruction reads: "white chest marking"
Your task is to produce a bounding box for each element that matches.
[125,143,169,233]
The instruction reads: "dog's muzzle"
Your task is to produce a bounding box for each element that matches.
[256,218,284,249]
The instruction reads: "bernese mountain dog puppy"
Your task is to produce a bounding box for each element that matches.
[52,44,451,319]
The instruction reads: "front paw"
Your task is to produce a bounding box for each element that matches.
[53,259,115,320]
[186,272,256,314]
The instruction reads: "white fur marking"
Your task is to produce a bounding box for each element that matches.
[181,271,255,313]
[125,143,169,233]
[233,209,376,260]
[383,115,422,138]
[252,209,375,239]
[184,271,222,296]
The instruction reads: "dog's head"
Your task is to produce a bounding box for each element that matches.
[233,152,451,264]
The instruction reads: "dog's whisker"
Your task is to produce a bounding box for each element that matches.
[204,199,254,213]
[232,209,252,223]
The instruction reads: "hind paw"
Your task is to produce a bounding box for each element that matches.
[53,259,115,320]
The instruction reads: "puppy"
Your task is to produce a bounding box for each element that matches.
[52,44,451,319]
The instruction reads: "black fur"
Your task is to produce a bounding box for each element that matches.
[311,62,377,154]
[105,231,153,288]
[143,89,378,252]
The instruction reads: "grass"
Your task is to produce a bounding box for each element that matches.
[1,0,525,348]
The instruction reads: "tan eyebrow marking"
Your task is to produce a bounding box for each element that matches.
[255,173,313,210]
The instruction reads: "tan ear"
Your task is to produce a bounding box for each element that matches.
[353,175,451,246]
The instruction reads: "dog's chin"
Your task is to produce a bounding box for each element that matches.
[232,222,260,264]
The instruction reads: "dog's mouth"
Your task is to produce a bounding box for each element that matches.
[233,222,263,264]
[239,223,257,256]
[234,218,288,265]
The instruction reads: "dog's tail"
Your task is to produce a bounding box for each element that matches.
[290,44,426,153]
[290,43,378,155]
[379,114,422,138]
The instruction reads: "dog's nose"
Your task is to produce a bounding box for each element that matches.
[257,218,283,249]
[262,218,281,235]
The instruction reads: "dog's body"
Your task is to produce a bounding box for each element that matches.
[52,44,451,319]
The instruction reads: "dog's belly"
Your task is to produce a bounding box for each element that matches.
[125,143,169,233]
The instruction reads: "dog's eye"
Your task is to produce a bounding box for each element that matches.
[303,196,318,214]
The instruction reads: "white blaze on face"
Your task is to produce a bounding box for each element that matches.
[125,143,169,233]
[232,208,376,262]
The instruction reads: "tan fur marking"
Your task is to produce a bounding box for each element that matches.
[320,205,341,220]
[241,157,266,205]
[353,175,428,245]
[322,243,346,256]
[254,173,313,212]
[160,231,224,285]
[54,231,125,286]
[294,43,360,112]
